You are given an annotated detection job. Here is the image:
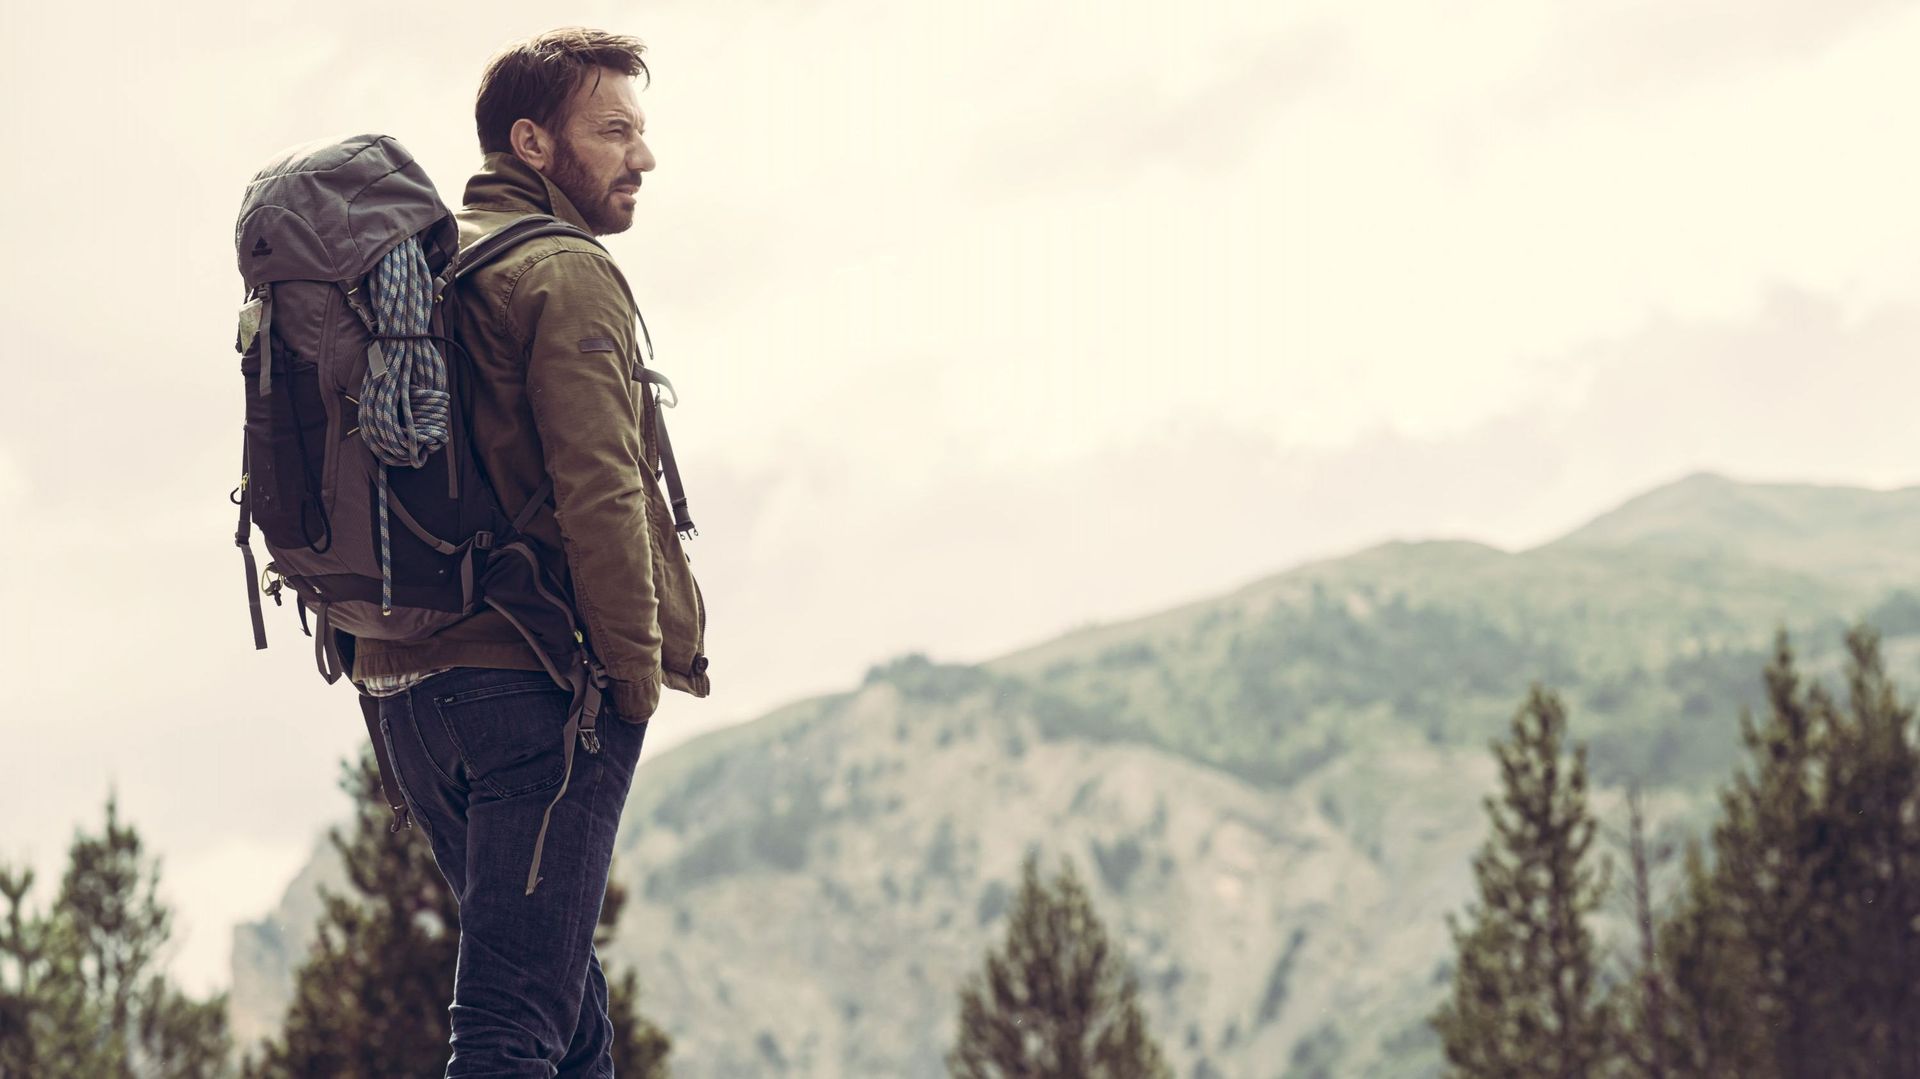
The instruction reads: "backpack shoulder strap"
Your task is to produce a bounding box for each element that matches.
[443,213,605,285]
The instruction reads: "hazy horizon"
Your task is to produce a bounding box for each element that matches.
[3,0,1918,995]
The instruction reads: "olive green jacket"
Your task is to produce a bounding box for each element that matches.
[351,152,711,716]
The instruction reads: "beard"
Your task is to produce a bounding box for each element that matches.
[548,136,636,236]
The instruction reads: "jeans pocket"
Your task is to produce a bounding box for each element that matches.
[432,672,571,798]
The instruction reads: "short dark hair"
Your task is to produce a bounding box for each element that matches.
[475,28,650,155]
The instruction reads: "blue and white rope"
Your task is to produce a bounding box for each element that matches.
[358,237,449,613]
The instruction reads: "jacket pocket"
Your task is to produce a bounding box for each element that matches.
[432,672,571,798]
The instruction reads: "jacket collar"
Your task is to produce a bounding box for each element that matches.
[461,151,596,235]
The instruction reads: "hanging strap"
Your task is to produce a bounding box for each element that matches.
[446,212,692,540]
[313,602,346,684]
[356,692,413,832]
[525,667,606,895]
[633,368,695,537]
[255,287,275,397]
[233,433,267,650]
[624,297,696,539]
[653,406,695,538]
[475,539,610,896]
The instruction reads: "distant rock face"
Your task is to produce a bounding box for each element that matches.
[607,681,1506,1078]
[228,833,343,1051]
[230,477,1920,1076]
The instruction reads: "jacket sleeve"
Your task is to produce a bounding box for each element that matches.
[507,248,662,717]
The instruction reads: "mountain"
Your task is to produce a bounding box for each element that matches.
[231,473,1920,1077]
[1548,470,1920,590]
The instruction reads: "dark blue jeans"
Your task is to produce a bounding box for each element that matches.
[378,666,648,1078]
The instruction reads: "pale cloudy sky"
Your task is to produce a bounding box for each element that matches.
[1,0,1915,992]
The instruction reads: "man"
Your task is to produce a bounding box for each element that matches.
[347,28,709,1077]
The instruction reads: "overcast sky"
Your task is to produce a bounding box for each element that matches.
[2,0,1916,993]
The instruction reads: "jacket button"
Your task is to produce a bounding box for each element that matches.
[691,654,709,674]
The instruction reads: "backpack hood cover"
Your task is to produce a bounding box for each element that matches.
[235,133,456,288]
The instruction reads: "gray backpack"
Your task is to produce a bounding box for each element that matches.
[230,133,688,892]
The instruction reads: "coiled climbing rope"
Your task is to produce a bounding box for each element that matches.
[358,236,449,613]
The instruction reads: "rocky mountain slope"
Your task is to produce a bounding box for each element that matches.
[232,472,1920,1076]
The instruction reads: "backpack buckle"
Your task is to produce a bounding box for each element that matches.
[260,564,286,607]
[473,530,494,551]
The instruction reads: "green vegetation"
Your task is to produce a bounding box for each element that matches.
[1646,626,1920,1076]
[1434,625,1920,1077]
[226,477,1920,1075]
[0,795,232,1078]
[865,651,996,703]
[1431,687,1617,1077]
[948,850,1172,1079]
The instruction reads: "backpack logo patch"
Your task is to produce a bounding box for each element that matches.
[251,236,274,258]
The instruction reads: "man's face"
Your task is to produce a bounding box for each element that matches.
[542,68,655,236]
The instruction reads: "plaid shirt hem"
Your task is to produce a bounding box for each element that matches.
[354,667,455,699]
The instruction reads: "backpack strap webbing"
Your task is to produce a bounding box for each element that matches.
[312,602,347,684]
[444,214,604,287]
[255,286,275,397]
[512,475,554,535]
[449,213,697,539]
[525,666,605,896]
[356,692,413,832]
[234,434,267,650]
[633,368,696,537]
[618,276,697,539]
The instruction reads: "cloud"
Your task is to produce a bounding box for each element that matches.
[3,0,1919,997]
[1526,0,1907,105]
[688,282,1920,722]
[971,20,1349,195]
[1549,285,1920,491]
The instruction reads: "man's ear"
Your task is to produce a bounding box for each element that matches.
[509,118,553,173]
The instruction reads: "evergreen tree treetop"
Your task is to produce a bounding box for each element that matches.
[949,849,1172,1079]
[1432,684,1617,1079]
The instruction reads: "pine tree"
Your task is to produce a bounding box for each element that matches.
[245,752,458,1078]
[62,795,233,1076]
[0,864,118,1077]
[1646,625,1919,1078]
[947,849,1171,1079]
[1701,630,1839,1079]
[1820,625,1920,1075]
[58,793,169,1054]
[1650,840,1762,1078]
[1614,783,1669,1079]
[247,749,669,1077]
[1430,684,1617,1078]
[130,974,233,1079]
[0,797,232,1078]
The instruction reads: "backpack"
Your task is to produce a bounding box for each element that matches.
[229,133,688,894]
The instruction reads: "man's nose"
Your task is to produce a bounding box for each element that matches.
[631,139,655,173]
